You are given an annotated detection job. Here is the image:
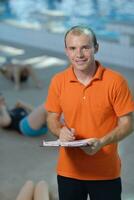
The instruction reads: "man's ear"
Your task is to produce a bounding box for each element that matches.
[94,43,99,54]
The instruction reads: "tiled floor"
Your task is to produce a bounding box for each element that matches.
[0,41,134,200]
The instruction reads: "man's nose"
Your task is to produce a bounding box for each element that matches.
[76,48,83,57]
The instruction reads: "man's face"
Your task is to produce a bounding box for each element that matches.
[65,33,96,72]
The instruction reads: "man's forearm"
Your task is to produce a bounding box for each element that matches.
[100,114,133,146]
[47,113,62,137]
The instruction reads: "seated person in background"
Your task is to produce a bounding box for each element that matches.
[0,57,42,90]
[16,180,49,200]
[0,95,47,136]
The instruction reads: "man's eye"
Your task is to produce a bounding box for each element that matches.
[83,46,90,50]
[69,47,75,50]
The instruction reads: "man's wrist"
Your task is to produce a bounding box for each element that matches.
[100,137,107,147]
[54,127,62,138]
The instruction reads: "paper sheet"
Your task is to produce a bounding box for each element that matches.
[42,139,89,147]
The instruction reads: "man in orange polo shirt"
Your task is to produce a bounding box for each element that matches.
[45,26,134,200]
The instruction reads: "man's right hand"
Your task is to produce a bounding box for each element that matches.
[59,127,76,142]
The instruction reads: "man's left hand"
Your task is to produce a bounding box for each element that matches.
[81,138,103,155]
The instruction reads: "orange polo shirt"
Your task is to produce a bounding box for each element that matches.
[45,61,134,180]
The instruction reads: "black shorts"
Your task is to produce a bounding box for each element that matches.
[6,107,28,132]
[57,175,122,200]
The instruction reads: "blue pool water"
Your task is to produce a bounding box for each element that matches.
[0,0,134,39]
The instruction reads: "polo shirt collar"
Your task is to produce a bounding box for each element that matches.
[68,60,105,82]
[92,61,105,81]
[68,66,78,82]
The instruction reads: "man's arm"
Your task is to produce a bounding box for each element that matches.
[82,113,134,155]
[47,112,62,137]
[47,112,75,141]
[100,113,133,145]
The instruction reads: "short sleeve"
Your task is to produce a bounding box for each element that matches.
[45,76,62,113]
[112,79,134,116]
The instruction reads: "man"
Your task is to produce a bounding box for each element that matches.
[45,26,134,200]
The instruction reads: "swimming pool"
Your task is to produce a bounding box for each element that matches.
[0,0,134,40]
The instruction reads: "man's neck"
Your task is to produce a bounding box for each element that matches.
[73,63,97,86]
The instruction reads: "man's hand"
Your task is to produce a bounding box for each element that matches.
[81,138,103,155]
[59,127,76,142]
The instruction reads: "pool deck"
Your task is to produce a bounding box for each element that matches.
[0,21,134,69]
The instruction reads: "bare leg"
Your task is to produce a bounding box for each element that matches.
[34,181,49,200]
[26,65,42,88]
[12,65,21,90]
[28,104,47,130]
[2,64,42,89]
[16,181,34,200]
[0,98,11,127]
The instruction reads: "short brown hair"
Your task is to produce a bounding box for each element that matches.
[64,25,98,48]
